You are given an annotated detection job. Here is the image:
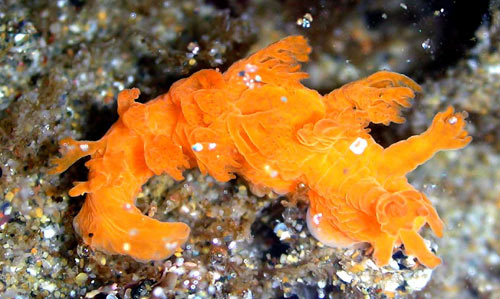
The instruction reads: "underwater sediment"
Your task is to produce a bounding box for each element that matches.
[0,0,498,298]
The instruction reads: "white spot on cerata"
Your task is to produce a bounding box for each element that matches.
[79,143,89,151]
[192,143,203,152]
[241,64,260,89]
[245,64,257,73]
[122,242,131,252]
[129,228,138,236]
[448,116,457,124]
[264,164,279,178]
[313,213,323,225]
[349,137,368,155]
[208,143,217,150]
[123,203,132,211]
[165,242,178,250]
[281,96,287,103]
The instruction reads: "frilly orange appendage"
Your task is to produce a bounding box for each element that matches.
[74,192,190,261]
[48,138,104,175]
[49,87,191,261]
[325,71,421,125]
[50,35,470,267]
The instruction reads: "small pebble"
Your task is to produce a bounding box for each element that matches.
[336,270,353,283]
[75,273,88,286]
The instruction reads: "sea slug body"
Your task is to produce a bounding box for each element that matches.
[50,36,471,268]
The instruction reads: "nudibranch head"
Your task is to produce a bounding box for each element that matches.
[376,190,443,239]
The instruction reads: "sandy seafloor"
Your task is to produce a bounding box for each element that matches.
[0,0,499,298]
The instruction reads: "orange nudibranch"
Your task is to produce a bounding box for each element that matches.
[50,35,471,268]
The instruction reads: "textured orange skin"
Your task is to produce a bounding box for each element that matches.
[50,36,471,267]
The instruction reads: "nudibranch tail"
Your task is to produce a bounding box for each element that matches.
[74,193,190,261]
[50,87,193,261]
